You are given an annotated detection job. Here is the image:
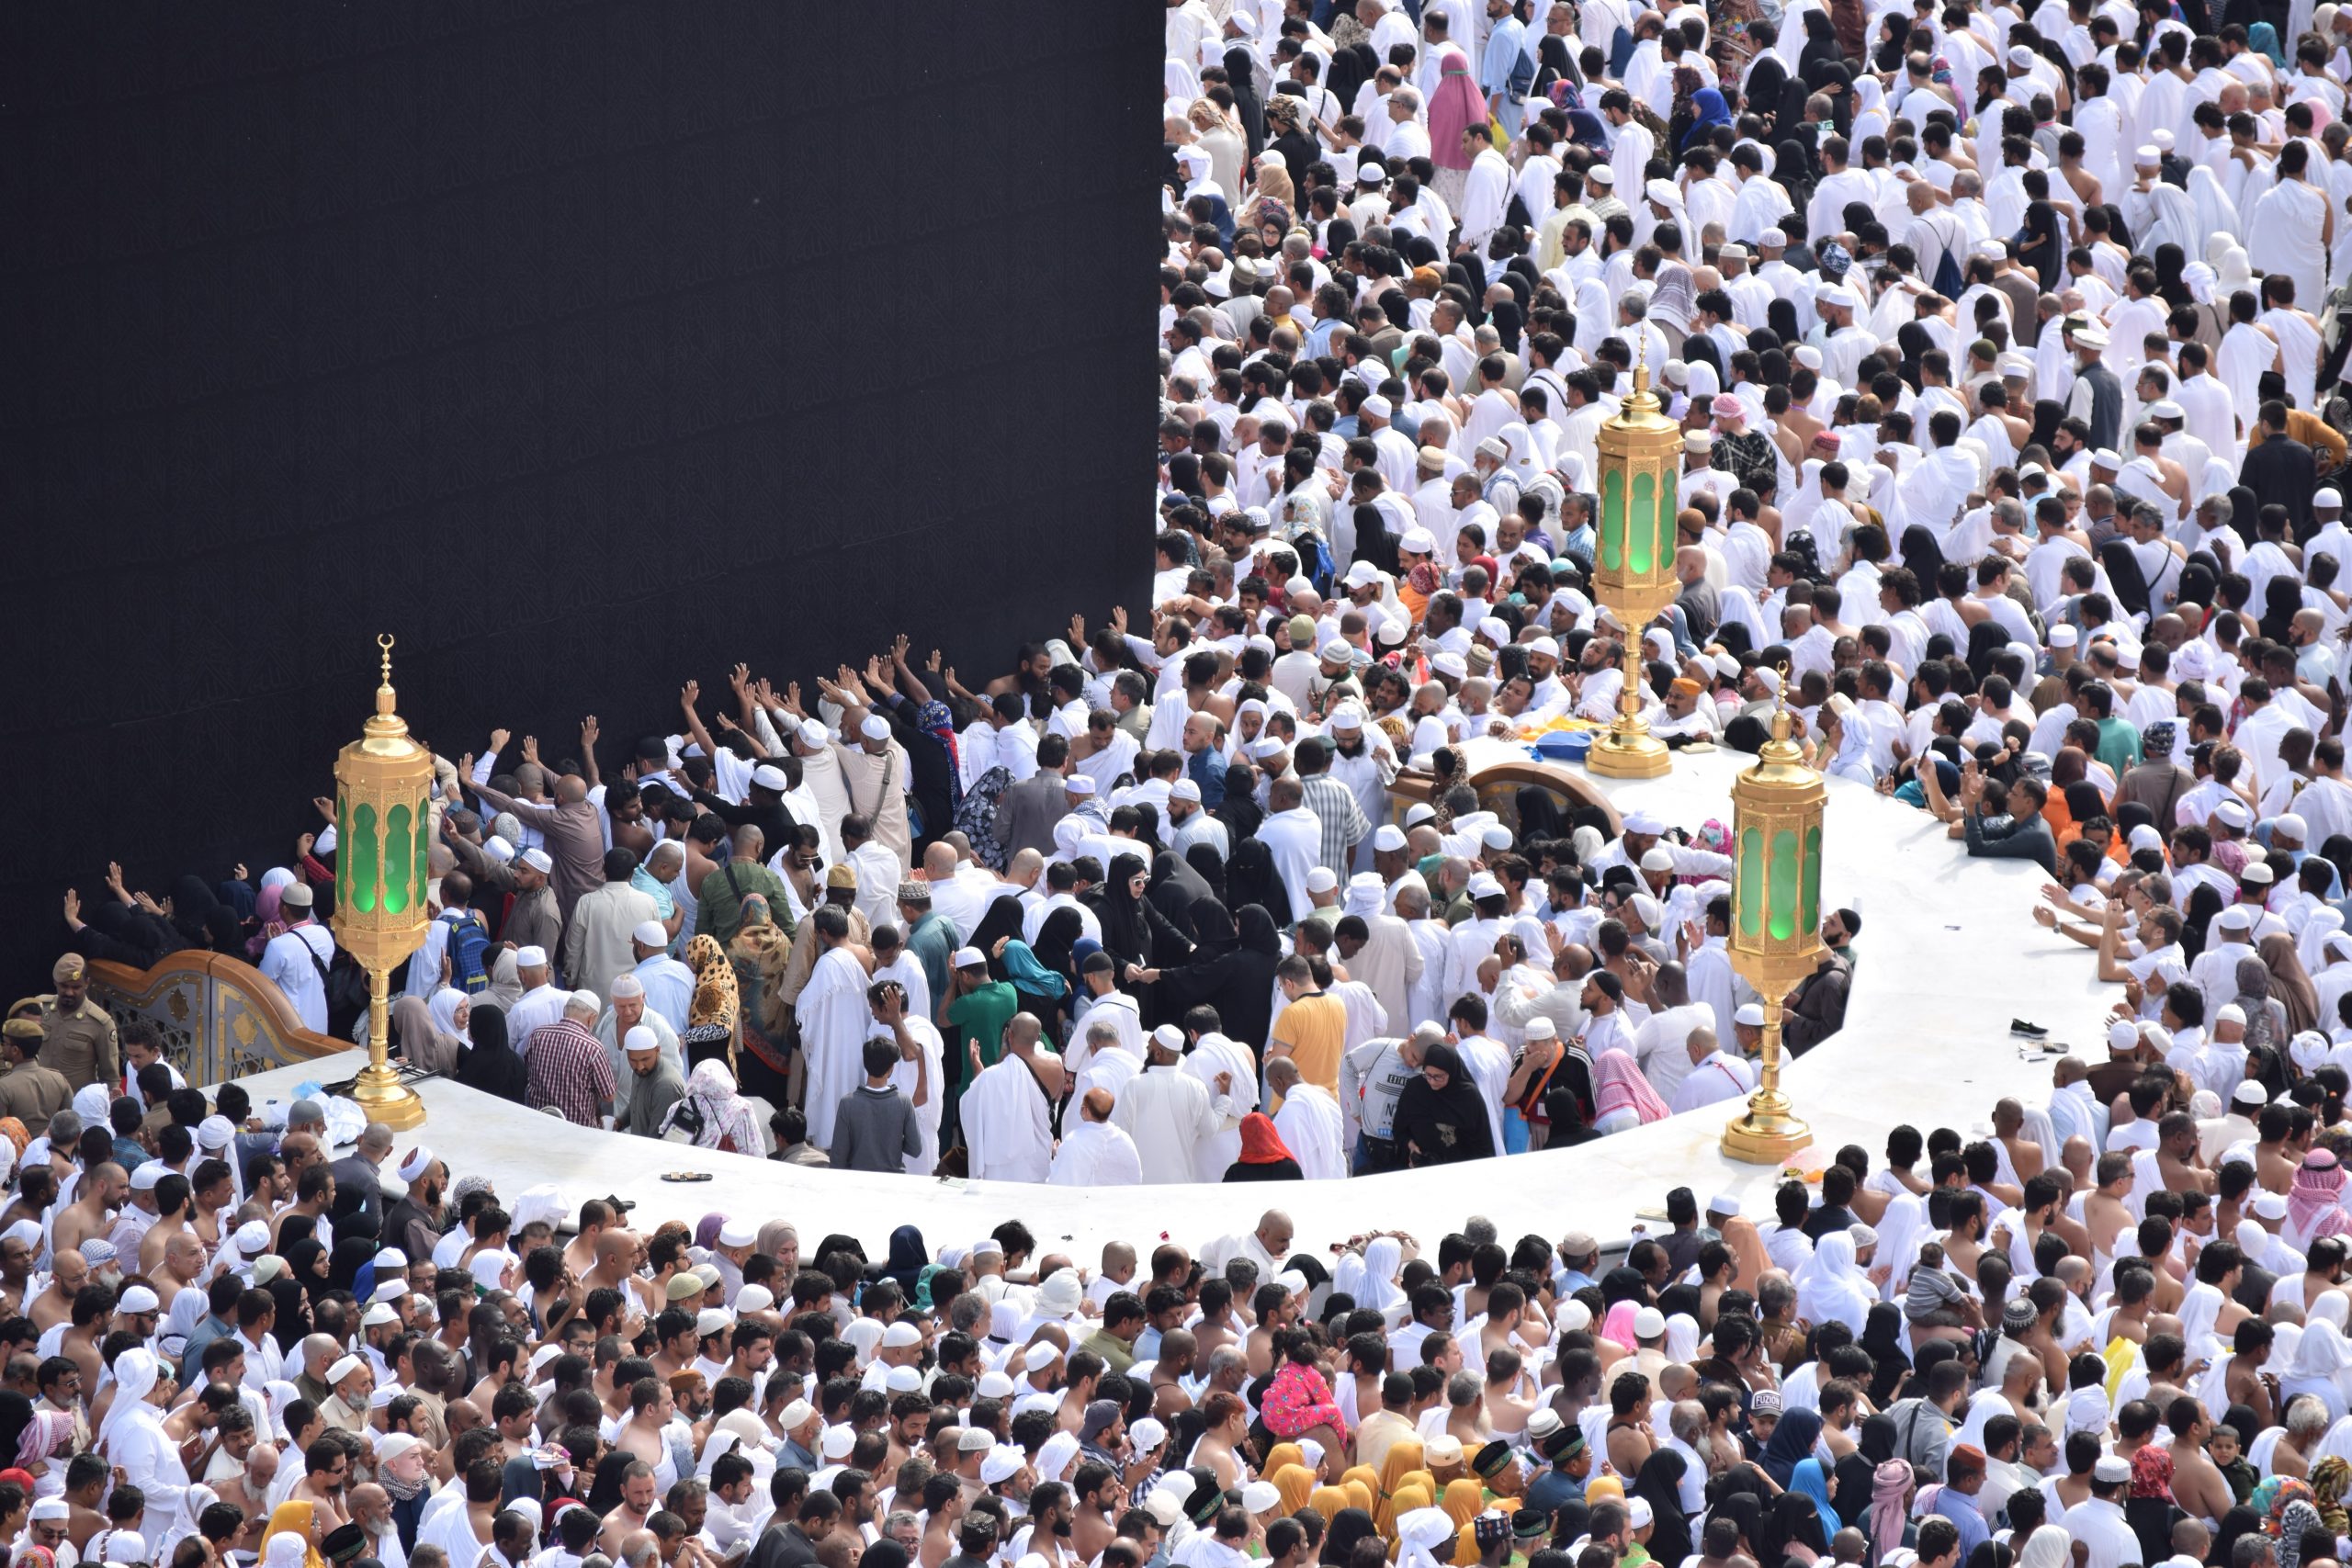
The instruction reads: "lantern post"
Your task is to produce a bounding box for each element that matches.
[1586,331,1681,778]
[330,635,431,1131]
[1720,692,1825,1163]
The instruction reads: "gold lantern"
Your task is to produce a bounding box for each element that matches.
[1586,337,1681,778]
[1720,694,1826,1164]
[329,635,430,1130]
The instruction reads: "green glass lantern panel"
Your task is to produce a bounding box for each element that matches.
[1630,471,1656,575]
[1657,468,1677,570]
[1801,824,1823,936]
[1600,468,1625,571]
[1769,827,1800,942]
[414,795,433,905]
[336,793,353,909]
[1736,825,1764,937]
[383,805,413,914]
[350,803,379,914]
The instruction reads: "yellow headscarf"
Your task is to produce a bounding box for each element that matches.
[1380,1482,1432,1538]
[1264,1442,1304,1478]
[1378,1438,1427,1498]
[1342,1477,1376,1516]
[1309,1485,1354,1520]
[1586,1474,1625,1503]
[1452,1521,1484,1566]
[1441,1478,1485,1528]
[261,1501,326,1568]
[1275,1464,1317,1516]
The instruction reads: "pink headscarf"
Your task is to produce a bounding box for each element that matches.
[1593,1052,1673,1125]
[1600,1299,1643,1352]
[1428,47,1487,170]
[2290,1151,2352,1248]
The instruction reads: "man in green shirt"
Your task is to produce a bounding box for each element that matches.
[941,945,1017,1145]
[694,826,790,949]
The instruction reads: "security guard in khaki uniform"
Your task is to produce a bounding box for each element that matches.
[37,954,119,1092]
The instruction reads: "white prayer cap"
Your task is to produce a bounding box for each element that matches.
[1131,1416,1169,1451]
[1997,352,2033,377]
[859,714,891,741]
[1023,1341,1061,1371]
[482,835,515,864]
[1480,825,1514,851]
[129,1163,163,1190]
[2074,327,2109,350]
[1638,847,1676,873]
[1243,1481,1283,1515]
[470,1249,514,1288]
[2048,625,2078,648]
[1588,165,1616,186]
[28,1500,66,1523]
[195,1113,234,1151]
[1306,868,1339,893]
[695,1309,731,1338]
[621,919,668,951]
[797,718,829,748]
[2095,1456,2132,1483]
[2243,862,2276,886]
[1399,525,1437,554]
[1248,738,1285,760]
[1404,803,1437,826]
[2148,400,2184,421]
[1357,159,1385,182]
[2134,145,2161,166]
[778,1399,817,1428]
[737,1285,775,1314]
[1476,615,1510,643]
[718,1219,758,1247]
[2319,489,2343,506]
[362,1303,401,1328]
[514,944,548,966]
[952,946,985,968]
[751,763,789,792]
[981,1447,1024,1485]
[1372,824,1408,852]
[2128,825,2164,852]
[885,1365,922,1393]
[822,1425,856,1461]
[2220,905,2254,931]
[609,976,645,1002]
[1065,774,1097,795]
[1758,226,1784,246]
[2218,1003,2248,1025]
[1973,238,2007,260]
[233,1220,270,1253]
[1171,779,1202,803]
[2233,1080,2270,1108]
[119,1285,160,1314]
[327,1353,367,1383]
[1623,810,1668,834]
[518,850,553,875]
[2007,42,2035,62]
[1467,873,1505,899]
[1708,1193,1741,1216]
[1525,1016,1558,1039]
[1735,1004,1766,1027]
[882,1321,923,1348]
[568,989,599,1015]
[1363,394,1393,420]
[0,1221,40,1250]
[1792,345,1823,370]
[2254,1190,2290,1219]
[1432,651,1468,680]
[2278,813,2310,841]
[2215,799,2252,829]
[973,1371,1015,1400]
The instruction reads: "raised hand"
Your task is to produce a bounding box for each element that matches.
[729,663,751,694]
[489,728,511,753]
[581,716,600,748]
[680,680,700,712]
[926,648,944,673]
[520,736,540,765]
[313,795,336,822]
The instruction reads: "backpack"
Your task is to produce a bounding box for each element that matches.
[440,908,492,995]
[1928,241,1965,301]
[1506,47,1536,102]
[1291,528,1338,596]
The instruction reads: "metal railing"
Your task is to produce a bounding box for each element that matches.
[85,953,347,1088]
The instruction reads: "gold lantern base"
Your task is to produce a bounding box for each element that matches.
[352,968,428,1130]
[1721,1094,1812,1163]
[1586,723,1673,777]
[1720,991,1810,1163]
[1586,635,1671,777]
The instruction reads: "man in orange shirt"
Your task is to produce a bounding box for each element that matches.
[1269,955,1348,1093]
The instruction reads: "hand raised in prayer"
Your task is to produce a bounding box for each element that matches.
[780,682,806,717]
[679,681,700,712]
[62,888,81,926]
[489,727,511,753]
[1111,605,1129,637]
[890,634,912,667]
[313,795,336,822]
[728,663,750,695]
[865,655,891,691]
[1069,614,1087,649]
[232,863,248,882]
[924,648,943,674]
[457,753,474,784]
[581,715,600,749]
[134,891,164,916]
[520,735,539,765]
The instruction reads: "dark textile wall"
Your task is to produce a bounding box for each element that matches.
[0,3,1159,988]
